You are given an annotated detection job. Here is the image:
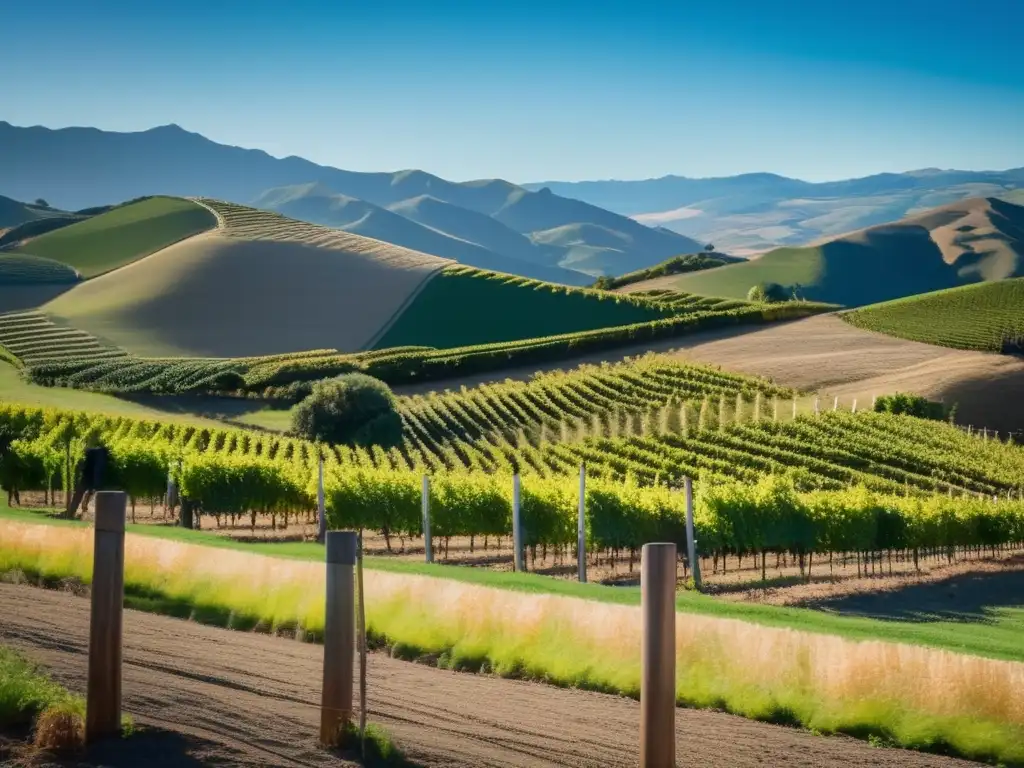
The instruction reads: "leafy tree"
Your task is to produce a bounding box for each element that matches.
[873,393,947,421]
[33,198,50,209]
[291,373,403,447]
[748,283,789,303]
[704,243,715,253]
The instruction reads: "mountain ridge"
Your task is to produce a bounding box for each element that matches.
[0,120,703,278]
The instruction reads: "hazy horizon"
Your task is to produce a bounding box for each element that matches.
[3,0,1022,184]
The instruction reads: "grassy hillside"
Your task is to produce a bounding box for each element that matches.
[373,266,675,348]
[44,199,448,356]
[662,198,1024,306]
[843,278,1024,353]
[13,196,217,277]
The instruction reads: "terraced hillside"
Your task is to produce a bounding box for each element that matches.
[843,278,1024,353]
[650,197,1024,306]
[13,196,217,277]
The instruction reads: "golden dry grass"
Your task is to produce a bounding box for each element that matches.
[32,707,84,752]
[3,519,1022,759]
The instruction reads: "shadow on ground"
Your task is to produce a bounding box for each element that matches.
[3,727,226,767]
[805,562,1024,624]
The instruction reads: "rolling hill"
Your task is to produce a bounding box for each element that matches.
[43,199,450,357]
[0,121,701,278]
[842,278,1024,354]
[12,196,217,277]
[35,199,716,359]
[0,194,76,229]
[631,198,1024,307]
[251,184,592,285]
[525,169,1024,254]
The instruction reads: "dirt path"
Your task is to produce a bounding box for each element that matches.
[0,585,976,768]
[395,314,1024,433]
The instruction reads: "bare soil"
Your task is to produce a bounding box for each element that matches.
[395,314,1024,434]
[0,585,977,767]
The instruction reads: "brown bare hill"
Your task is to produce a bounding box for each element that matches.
[642,198,1024,307]
[43,200,450,357]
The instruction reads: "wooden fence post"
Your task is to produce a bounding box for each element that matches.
[640,542,677,768]
[321,531,357,747]
[814,396,819,415]
[578,463,587,583]
[512,474,524,572]
[851,398,858,414]
[422,475,433,564]
[684,477,700,590]
[86,491,126,743]
[316,454,327,544]
[833,396,839,411]
[791,396,797,420]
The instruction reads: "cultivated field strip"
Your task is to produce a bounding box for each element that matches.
[0,311,123,363]
[843,278,1024,353]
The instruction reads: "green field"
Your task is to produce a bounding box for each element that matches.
[13,196,216,278]
[843,278,1024,353]
[374,266,673,348]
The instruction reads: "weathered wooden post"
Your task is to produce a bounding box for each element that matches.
[512,474,524,572]
[814,396,820,415]
[833,396,839,411]
[86,491,126,743]
[640,542,677,768]
[316,453,327,544]
[851,398,858,414]
[684,477,700,590]
[421,475,433,564]
[321,531,357,747]
[577,463,587,583]
[791,396,797,420]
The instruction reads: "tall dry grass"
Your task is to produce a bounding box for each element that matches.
[2,519,1022,762]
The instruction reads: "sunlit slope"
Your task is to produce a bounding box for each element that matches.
[661,198,1024,306]
[843,278,1024,353]
[13,196,216,277]
[44,200,450,357]
[374,266,674,348]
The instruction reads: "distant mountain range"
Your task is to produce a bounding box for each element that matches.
[525,169,1024,254]
[0,121,702,281]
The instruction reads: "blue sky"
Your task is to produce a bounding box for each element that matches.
[3,0,1022,182]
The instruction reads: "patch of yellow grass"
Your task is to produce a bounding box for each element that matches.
[2,519,1023,761]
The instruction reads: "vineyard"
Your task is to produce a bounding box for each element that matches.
[2,290,826,398]
[842,278,1024,353]
[0,254,80,285]
[13,196,217,277]
[2,384,1022,565]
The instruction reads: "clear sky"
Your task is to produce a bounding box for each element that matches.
[3,0,1022,183]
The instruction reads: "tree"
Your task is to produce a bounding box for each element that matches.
[703,243,715,253]
[747,282,789,303]
[291,373,403,447]
[33,198,50,209]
